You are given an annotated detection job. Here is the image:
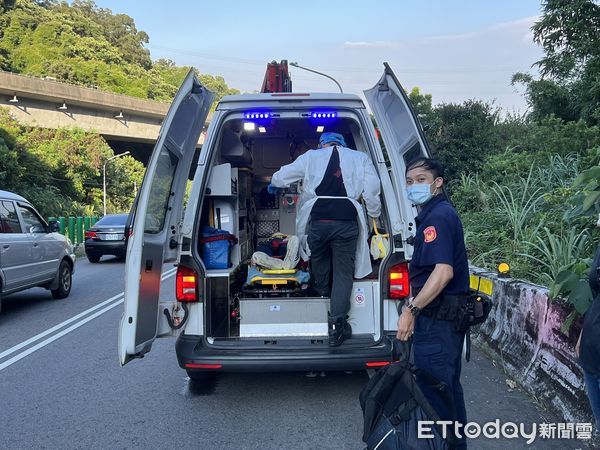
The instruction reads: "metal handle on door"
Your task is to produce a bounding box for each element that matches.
[2,244,9,249]
[33,243,39,247]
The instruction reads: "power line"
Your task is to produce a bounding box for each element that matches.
[148,45,265,66]
[147,44,533,75]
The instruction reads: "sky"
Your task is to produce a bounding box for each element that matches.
[93,0,545,114]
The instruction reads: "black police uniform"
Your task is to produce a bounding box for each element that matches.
[409,193,470,450]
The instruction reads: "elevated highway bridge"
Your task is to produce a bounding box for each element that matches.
[0,71,208,163]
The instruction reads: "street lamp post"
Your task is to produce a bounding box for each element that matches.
[289,62,343,93]
[103,151,130,216]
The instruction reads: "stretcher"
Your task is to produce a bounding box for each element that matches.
[242,266,310,297]
[245,266,310,286]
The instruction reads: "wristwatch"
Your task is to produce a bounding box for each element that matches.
[406,301,421,318]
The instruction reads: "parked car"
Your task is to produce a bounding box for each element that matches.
[119,65,426,380]
[0,190,75,313]
[84,214,128,263]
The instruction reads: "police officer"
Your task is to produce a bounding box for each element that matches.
[396,157,469,450]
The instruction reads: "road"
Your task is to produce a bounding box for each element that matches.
[0,257,591,449]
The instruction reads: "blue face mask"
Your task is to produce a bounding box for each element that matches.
[406,181,436,205]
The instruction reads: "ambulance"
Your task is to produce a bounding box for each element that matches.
[118,63,431,381]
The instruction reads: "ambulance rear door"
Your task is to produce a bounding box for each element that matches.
[119,69,215,365]
[364,62,434,252]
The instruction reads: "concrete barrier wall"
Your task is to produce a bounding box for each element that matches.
[471,268,590,423]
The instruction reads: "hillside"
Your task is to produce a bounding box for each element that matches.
[0,0,239,101]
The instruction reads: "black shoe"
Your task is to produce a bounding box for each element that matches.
[329,317,352,347]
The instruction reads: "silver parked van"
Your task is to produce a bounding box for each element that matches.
[119,64,430,380]
[0,190,75,313]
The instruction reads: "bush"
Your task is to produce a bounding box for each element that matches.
[0,106,144,217]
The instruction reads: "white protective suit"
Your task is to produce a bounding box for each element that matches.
[271,145,381,278]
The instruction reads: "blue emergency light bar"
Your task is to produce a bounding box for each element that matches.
[245,112,271,119]
[311,112,337,118]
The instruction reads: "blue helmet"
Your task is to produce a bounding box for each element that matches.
[319,132,346,147]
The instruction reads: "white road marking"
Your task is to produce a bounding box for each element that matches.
[0,267,177,371]
[0,293,124,361]
[0,299,124,371]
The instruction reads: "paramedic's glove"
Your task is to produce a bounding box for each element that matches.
[267,184,283,195]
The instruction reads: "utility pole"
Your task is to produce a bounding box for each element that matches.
[103,151,130,216]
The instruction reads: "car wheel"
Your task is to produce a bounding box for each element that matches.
[87,254,101,263]
[51,260,72,299]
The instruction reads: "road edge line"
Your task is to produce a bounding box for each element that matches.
[0,267,177,362]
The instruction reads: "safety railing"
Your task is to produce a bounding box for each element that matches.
[47,216,100,245]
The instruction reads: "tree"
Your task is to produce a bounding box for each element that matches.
[515,0,600,125]
[0,110,22,189]
[407,87,435,128]
[0,0,241,217]
[0,105,145,216]
[426,100,502,182]
[198,73,240,103]
[0,0,238,102]
[511,73,580,123]
[533,0,600,80]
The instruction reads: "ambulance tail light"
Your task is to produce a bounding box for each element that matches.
[366,361,390,368]
[184,363,222,369]
[389,262,410,299]
[176,265,200,302]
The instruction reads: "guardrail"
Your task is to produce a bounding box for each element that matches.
[47,216,100,245]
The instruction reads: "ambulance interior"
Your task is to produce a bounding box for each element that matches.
[199,113,387,343]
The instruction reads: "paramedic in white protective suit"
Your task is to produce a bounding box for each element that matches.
[269,132,381,346]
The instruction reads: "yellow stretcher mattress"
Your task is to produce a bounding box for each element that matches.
[245,267,310,286]
[261,269,297,275]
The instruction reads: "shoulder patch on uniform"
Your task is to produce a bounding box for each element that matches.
[423,226,437,243]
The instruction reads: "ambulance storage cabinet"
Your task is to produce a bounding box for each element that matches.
[204,163,253,338]
[205,163,252,271]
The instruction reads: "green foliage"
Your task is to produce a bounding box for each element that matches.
[0,108,22,187]
[515,0,600,125]
[480,117,600,184]
[512,73,580,123]
[425,100,502,182]
[0,0,237,103]
[401,2,600,318]
[521,227,591,285]
[533,0,600,80]
[0,0,240,219]
[551,269,594,314]
[106,155,144,214]
[451,149,597,296]
[0,106,144,217]
[489,170,544,249]
[574,162,600,216]
[403,87,600,299]
[407,87,435,128]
